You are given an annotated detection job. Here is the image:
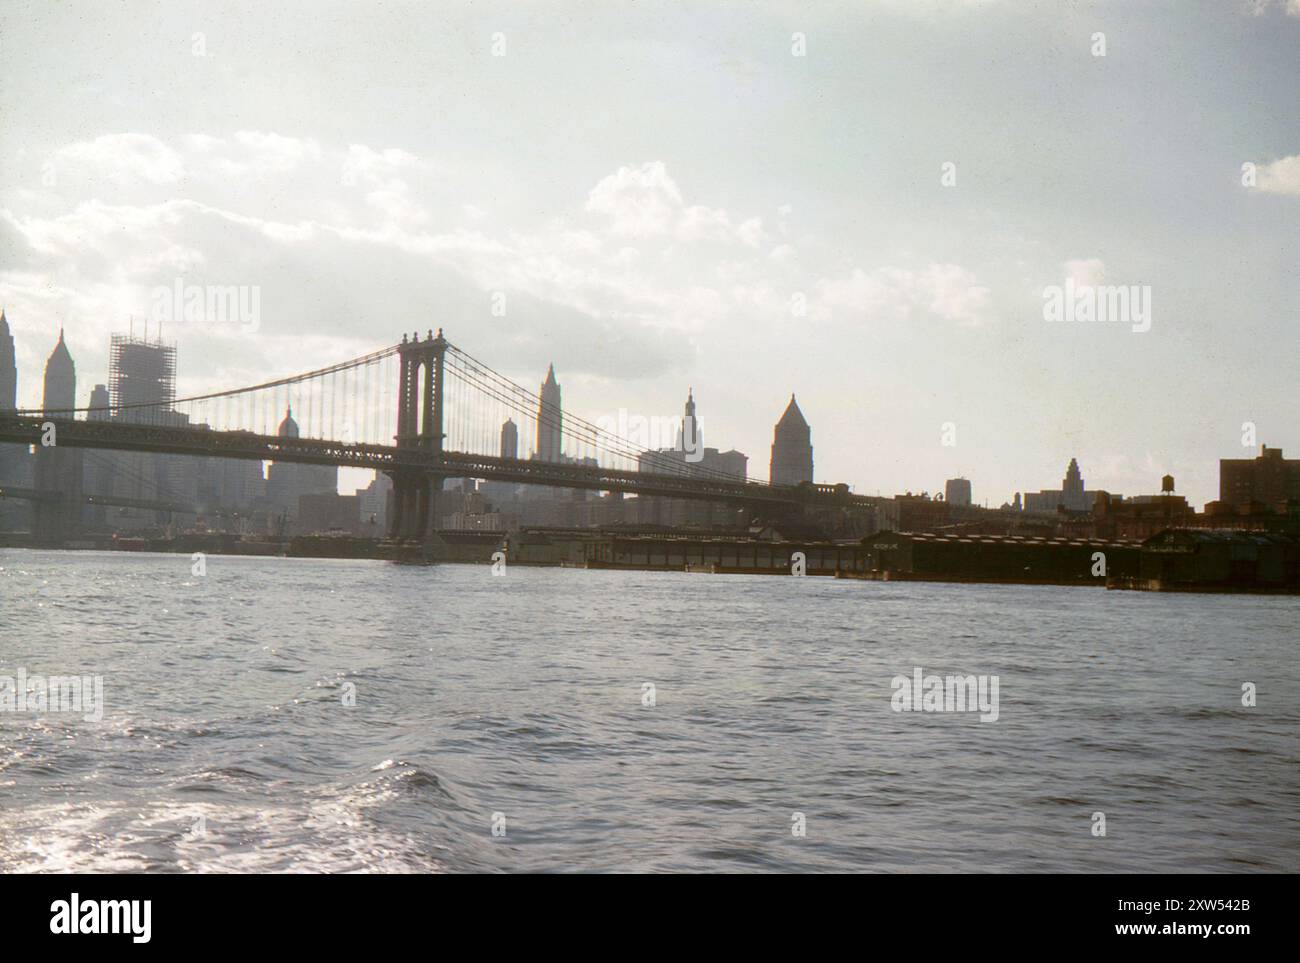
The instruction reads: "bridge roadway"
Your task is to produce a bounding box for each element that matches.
[0,415,866,510]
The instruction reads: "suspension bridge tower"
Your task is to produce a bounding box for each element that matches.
[388,328,448,539]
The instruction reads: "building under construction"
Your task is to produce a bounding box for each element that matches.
[110,333,176,423]
[98,333,186,527]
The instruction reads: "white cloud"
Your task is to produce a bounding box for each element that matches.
[736,217,765,248]
[675,204,732,243]
[585,161,683,237]
[1249,1,1300,17]
[921,264,992,325]
[341,144,424,190]
[1256,154,1300,195]
[229,131,322,174]
[1064,258,1106,286]
[585,161,766,248]
[364,189,428,227]
[816,263,991,326]
[52,133,185,185]
[179,131,323,181]
[3,134,997,403]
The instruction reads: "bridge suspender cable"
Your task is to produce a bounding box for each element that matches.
[444,344,765,486]
[14,343,402,418]
[8,332,772,489]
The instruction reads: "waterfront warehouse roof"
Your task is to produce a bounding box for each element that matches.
[865,531,1139,550]
[1141,528,1297,548]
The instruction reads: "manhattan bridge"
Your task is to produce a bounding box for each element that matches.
[0,329,868,540]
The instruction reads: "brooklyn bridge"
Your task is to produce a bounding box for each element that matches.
[0,329,867,541]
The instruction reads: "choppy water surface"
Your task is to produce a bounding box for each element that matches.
[1,549,1296,872]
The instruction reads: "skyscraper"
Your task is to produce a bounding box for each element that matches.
[1024,458,1093,512]
[500,418,518,460]
[635,387,747,529]
[769,394,813,486]
[84,384,113,529]
[105,333,186,520]
[34,329,83,540]
[945,477,972,507]
[87,383,110,420]
[0,309,15,412]
[0,310,29,530]
[110,333,175,424]
[537,364,562,462]
[675,388,701,456]
[265,406,338,529]
[1063,457,1084,506]
[42,329,76,415]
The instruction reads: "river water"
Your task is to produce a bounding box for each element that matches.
[1,549,1296,872]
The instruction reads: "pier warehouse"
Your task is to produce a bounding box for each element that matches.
[857,532,1140,584]
[567,529,866,574]
[1137,530,1299,591]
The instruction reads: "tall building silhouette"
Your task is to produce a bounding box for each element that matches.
[1063,457,1084,505]
[84,384,112,529]
[676,388,701,454]
[769,394,813,485]
[537,364,562,462]
[42,329,76,415]
[0,310,29,531]
[1024,457,1093,512]
[636,388,747,529]
[265,406,337,529]
[110,333,175,424]
[87,383,110,420]
[945,477,972,507]
[0,309,15,412]
[34,329,83,540]
[637,388,745,480]
[500,418,518,459]
[105,333,184,518]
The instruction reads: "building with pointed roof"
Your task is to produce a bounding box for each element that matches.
[537,363,562,462]
[0,309,16,412]
[0,310,31,531]
[633,387,748,529]
[675,388,701,455]
[43,328,76,415]
[33,327,83,541]
[1024,457,1098,513]
[769,394,813,486]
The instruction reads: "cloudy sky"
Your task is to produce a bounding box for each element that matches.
[2,0,1297,507]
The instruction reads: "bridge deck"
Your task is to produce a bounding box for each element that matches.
[0,415,862,508]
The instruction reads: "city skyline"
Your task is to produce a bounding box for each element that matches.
[2,0,1297,889]
[2,2,1297,512]
[0,310,1249,507]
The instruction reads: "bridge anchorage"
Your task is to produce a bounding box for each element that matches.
[0,327,877,545]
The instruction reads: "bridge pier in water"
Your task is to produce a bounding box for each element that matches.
[387,470,448,540]
[386,328,448,541]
